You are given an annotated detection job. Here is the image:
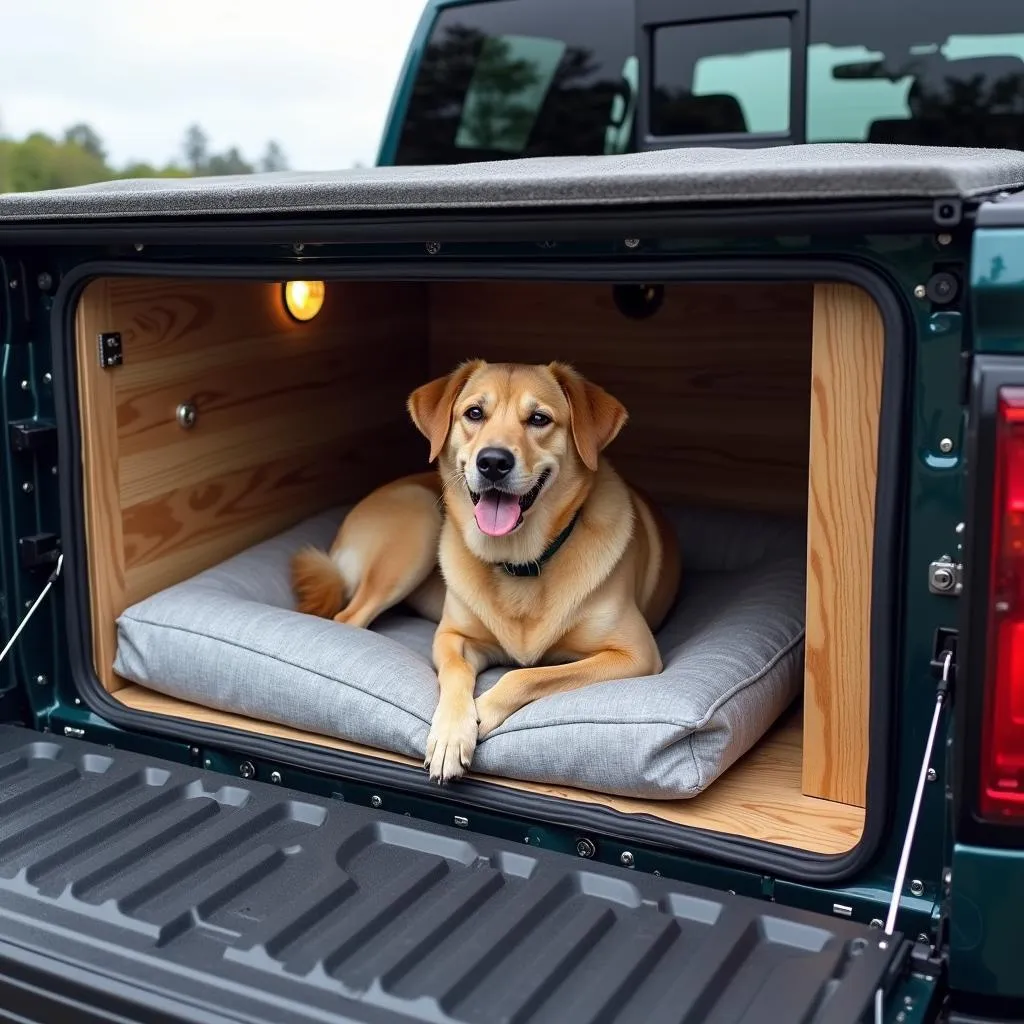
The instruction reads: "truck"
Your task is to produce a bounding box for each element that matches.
[0,139,1022,1023]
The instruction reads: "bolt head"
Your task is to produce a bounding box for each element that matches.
[927,767,937,782]
[43,371,52,384]
[914,284,927,298]
[189,746,199,756]
[20,380,29,390]
[939,437,954,454]
[910,879,925,896]
[34,675,47,686]
[869,918,883,928]
[370,794,382,808]
[36,272,53,291]
[624,238,640,249]
[425,241,442,255]
[937,233,952,246]
[575,838,596,858]
[239,761,255,779]
[176,403,197,429]
[620,851,634,867]
[133,243,144,252]
[270,770,282,784]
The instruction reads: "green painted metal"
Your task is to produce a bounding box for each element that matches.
[949,843,1024,1000]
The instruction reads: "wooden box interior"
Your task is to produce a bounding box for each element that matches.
[74,275,883,856]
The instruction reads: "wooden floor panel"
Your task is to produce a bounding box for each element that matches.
[116,686,865,856]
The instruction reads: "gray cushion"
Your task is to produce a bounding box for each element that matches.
[113,506,806,800]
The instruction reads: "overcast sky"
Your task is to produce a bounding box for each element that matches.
[0,0,429,171]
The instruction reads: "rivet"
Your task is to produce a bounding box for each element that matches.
[939,437,954,453]
[370,794,382,808]
[203,758,212,768]
[927,767,937,782]
[189,746,199,756]
[624,238,640,249]
[51,465,58,476]
[21,482,33,493]
[575,837,596,858]
[937,233,952,246]
[955,521,965,534]
[43,371,52,384]
[620,851,634,867]
[425,241,442,255]
[34,674,47,686]
[270,770,282,784]
[176,402,197,430]
[239,761,255,779]
[914,284,927,299]
[910,879,925,896]
[73,697,81,705]
[20,380,29,390]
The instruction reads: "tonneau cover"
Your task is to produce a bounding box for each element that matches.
[0,725,905,1024]
[0,144,1023,222]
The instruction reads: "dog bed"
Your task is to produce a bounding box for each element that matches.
[113,505,806,800]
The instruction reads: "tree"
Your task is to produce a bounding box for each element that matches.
[205,146,253,176]
[183,124,209,173]
[259,140,288,172]
[64,123,105,161]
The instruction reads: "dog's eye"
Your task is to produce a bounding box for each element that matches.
[464,406,484,422]
[527,412,552,427]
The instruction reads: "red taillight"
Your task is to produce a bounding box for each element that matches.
[980,387,1024,818]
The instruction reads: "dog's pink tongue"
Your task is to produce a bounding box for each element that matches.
[474,491,521,536]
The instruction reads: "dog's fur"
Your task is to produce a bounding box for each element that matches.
[291,360,681,782]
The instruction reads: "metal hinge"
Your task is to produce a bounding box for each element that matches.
[928,556,962,596]
[9,418,57,453]
[98,332,123,368]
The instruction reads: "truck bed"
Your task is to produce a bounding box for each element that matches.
[0,725,903,1024]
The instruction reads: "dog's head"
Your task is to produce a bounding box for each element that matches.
[407,360,627,552]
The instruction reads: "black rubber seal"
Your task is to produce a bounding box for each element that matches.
[50,253,908,885]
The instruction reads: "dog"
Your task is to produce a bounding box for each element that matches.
[291,360,681,782]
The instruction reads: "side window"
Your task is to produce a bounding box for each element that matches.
[651,18,792,137]
[392,0,635,165]
[807,2,1024,148]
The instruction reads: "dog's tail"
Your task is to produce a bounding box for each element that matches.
[290,546,348,618]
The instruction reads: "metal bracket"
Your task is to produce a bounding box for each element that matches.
[98,332,123,369]
[928,556,962,596]
[18,533,61,571]
[9,418,57,454]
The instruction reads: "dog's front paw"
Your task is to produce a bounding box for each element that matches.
[475,688,512,740]
[424,698,478,783]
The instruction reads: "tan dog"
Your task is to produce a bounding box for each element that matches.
[291,360,681,782]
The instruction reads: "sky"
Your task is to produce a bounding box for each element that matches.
[0,0,429,171]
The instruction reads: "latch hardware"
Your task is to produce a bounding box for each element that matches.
[18,533,61,571]
[9,418,57,453]
[98,332,123,368]
[928,555,962,596]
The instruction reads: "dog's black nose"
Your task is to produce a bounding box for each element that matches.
[477,447,515,482]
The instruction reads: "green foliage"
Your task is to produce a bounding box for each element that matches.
[0,122,288,193]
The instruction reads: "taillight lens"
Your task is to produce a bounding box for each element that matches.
[980,386,1024,818]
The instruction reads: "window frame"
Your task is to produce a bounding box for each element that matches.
[635,0,808,149]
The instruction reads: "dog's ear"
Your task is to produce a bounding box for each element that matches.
[407,359,484,463]
[548,362,628,472]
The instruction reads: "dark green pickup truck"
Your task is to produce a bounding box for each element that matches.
[0,143,1022,1024]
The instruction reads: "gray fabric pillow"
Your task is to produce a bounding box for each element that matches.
[113,505,806,800]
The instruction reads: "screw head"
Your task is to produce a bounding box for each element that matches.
[939,437,954,454]
[133,243,144,252]
[620,851,634,867]
[624,238,640,249]
[292,241,305,254]
[270,770,282,784]
[20,380,29,390]
[927,767,937,782]
[51,466,58,476]
[34,674,47,686]
[21,482,33,494]
[425,241,442,255]
[43,371,52,384]
[203,758,212,768]
[176,403,197,429]
[189,746,199,756]
[239,761,256,779]
[370,794,382,808]
[914,284,928,299]
[916,933,930,945]
[9,279,17,289]
[575,837,596,858]
[910,878,925,896]
[36,272,53,291]
[869,918,883,928]
[937,233,952,246]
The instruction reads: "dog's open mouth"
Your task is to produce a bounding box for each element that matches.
[469,469,551,537]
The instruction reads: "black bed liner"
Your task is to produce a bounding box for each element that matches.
[0,144,1023,223]
[0,725,909,1024]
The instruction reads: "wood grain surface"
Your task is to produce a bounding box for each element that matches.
[802,283,884,807]
[116,685,864,855]
[77,277,429,690]
[429,281,815,514]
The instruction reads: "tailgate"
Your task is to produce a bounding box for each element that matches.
[0,725,906,1024]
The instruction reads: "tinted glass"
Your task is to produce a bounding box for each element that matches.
[651,18,792,137]
[393,0,636,164]
[808,1,1024,147]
